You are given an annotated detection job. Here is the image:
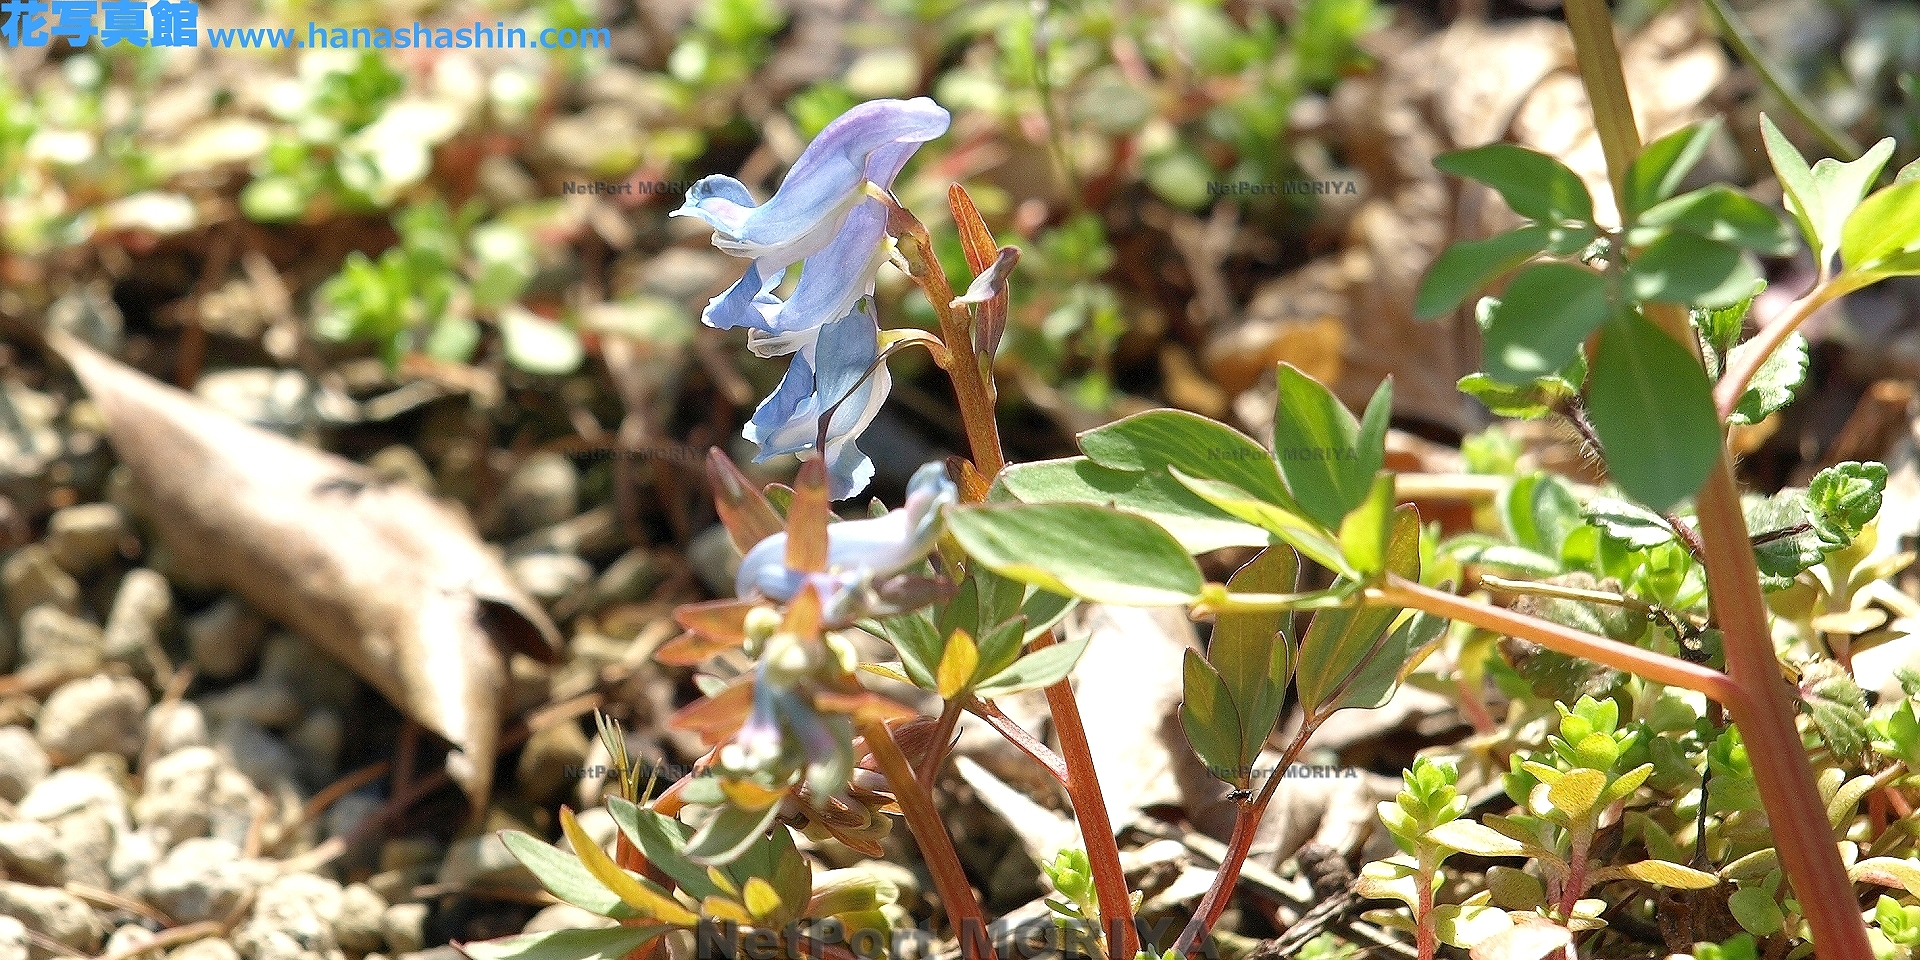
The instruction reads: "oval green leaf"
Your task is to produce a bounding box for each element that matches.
[945,503,1204,605]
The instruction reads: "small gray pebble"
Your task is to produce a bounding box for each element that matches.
[379,904,428,956]
[35,674,150,762]
[144,701,211,758]
[136,747,263,851]
[103,569,172,673]
[44,503,130,575]
[18,605,104,674]
[142,838,277,924]
[0,881,103,956]
[235,874,345,960]
[167,939,241,960]
[0,725,51,802]
[332,883,389,954]
[0,821,67,885]
[186,599,268,681]
[0,917,29,960]
[502,452,580,536]
[2,547,79,622]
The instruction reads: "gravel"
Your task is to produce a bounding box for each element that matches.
[0,725,50,801]
[35,673,151,761]
[0,881,105,958]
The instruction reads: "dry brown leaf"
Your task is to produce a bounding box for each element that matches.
[46,331,559,809]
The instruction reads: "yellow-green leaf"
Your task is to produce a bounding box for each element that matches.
[1547,769,1607,822]
[1426,820,1528,858]
[559,807,699,926]
[937,629,979,699]
[742,877,782,919]
[1619,860,1719,889]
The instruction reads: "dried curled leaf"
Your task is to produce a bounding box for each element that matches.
[46,332,560,808]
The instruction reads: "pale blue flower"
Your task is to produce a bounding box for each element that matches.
[735,462,958,606]
[675,98,949,338]
[744,302,892,500]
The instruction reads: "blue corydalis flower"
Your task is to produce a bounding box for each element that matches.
[736,461,958,608]
[678,97,950,500]
[675,97,950,338]
[744,301,891,500]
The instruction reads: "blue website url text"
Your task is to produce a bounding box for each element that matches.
[1,1,610,48]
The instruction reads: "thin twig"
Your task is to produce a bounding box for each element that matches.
[1699,0,1862,161]
[965,699,1071,788]
[63,884,176,929]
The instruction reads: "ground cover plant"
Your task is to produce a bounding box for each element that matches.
[5,1,1920,960]
[455,7,1920,956]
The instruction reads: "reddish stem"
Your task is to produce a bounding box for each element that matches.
[1035,632,1140,960]
[1173,719,1322,958]
[858,717,997,960]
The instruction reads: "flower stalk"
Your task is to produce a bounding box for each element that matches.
[1560,0,1872,953]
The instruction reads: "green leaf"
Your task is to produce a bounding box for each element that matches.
[1210,547,1298,765]
[1456,372,1578,419]
[973,616,1031,683]
[1727,331,1808,426]
[456,926,669,960]
[1339,473,1397,575]
[501,306,585,375]
[498,832,637,919]
[1431,904,1515,950]
[1761,114,1894,268]
[1808,461,1888,545]
[1294,507,1422,718]
[1180,649,1246,784]
[998,458,1273,555]
[683,796,783,866]
[1584,497,1677,549]
[1079,410,1296,510]
[874,611,943,690]
[946,503,1204,605]
[560,808,699,924]
[603,798,725,902]
[1171,469,1353,576]
[1425,820,1528,857]
[1845,180,1920,272]
[1728,886,1785,937]
[1625,232,1761,308]
[1272,364,1390,528]
[1502,473,1583,558]
[1803,660,1869,758]
[1624,118,1720,217]
[1415,225,1554,320]
[426,315,481,363]
[1480,263,1610,385]
[1547,768,1607,822]
[1746,491,1824,588]
[974,634,1092,697]
[1585,312,1720,512]
[1634,186,1796,255]
[1435,143,1594,223]
[1693,285,1761,370]
[1333,608,1446,714]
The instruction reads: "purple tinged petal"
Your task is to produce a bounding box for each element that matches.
[756,202,891,336]
[733,464,958,603]
[721,677,786,771]
[700,260,786,332]
[672,98,949,260]
[674,175,758,235]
